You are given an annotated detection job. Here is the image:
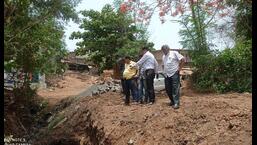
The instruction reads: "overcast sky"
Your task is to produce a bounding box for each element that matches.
[64,0,231,52]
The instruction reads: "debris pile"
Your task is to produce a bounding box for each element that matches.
[94,70,122,94]
[94,79,121,95]
[77,69,122,97]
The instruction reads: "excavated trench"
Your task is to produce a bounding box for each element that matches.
[40,109,111,145]
[30,82,121,145]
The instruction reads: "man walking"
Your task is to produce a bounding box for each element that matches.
[161,45,185,109]
[134,46,158,105]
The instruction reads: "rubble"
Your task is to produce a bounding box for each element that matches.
[77,77,121,98]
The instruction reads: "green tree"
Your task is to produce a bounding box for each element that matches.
[71,4,153,72]
[176,0,230,59]
[119,0,230,56]
[226,0,252,41]
[191,39,251,93]
[4,0,81,88]
[178,4,209,58]
[189,0,252,93]
[119,0,252,93]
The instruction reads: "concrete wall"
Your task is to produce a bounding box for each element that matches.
[4,71,47,90]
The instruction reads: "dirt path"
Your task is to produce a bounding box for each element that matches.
[36,80,252,145]
[37,71,98,106]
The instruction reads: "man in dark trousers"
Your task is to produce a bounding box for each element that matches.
[161,45,185,109]
[133,46,158,105]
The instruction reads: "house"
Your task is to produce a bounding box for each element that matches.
[152,49,192,71]
[62,52,93,71]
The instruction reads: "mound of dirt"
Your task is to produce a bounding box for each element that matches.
[34,90,252,145]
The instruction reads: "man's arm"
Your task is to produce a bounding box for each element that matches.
[152,57,158,79]
[136,53,148,67]
[179,58,185,72]
[175,51,185,72]
[162,55,164,71]
[154,58,159,73]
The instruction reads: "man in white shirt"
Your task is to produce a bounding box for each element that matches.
[135,46,158,104]
[161,45,185,109]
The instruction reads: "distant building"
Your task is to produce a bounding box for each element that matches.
[62,52,94,71]
[152,49,192,71]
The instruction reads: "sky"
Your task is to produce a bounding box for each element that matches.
[64,0,231,52]
[64,0,184,52]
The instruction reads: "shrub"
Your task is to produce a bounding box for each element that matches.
[191,40,252,93]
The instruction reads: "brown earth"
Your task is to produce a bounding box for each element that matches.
[34,72,252,145]
[37,70,98,106]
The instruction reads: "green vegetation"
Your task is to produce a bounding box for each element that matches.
[178,0,212,58]
[4,1,82,128]
[191,40,252,93]
[119,0,252,93]
[186,0,252,93]
[70,4,154,72]
[4,0,81,89]
[4,0,251,95]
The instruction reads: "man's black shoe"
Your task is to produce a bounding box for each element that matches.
[173,104,179,109]
[124,102,130,106]
[170,102,174,106]
[149,102,154,105]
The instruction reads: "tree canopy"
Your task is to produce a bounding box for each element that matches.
[4,0,81,87]
[71,4,154,72]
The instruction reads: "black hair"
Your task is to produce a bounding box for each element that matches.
[141,46,149,51]
[161,45,170,50]
[124,56,131,60]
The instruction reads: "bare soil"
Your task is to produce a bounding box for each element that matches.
[35,72,252,145]
[37,70,98,106]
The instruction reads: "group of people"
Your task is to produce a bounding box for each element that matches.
[118,45,185,109]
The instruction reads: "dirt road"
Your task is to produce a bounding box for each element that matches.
[35,72,252,145]
[37,71,98,106]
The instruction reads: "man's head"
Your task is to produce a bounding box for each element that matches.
[140,46,149,55]
[117,57,125,63]
[124,56,131,64]
[161,45,170,55]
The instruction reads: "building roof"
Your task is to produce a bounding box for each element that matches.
[62,52,94,65]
